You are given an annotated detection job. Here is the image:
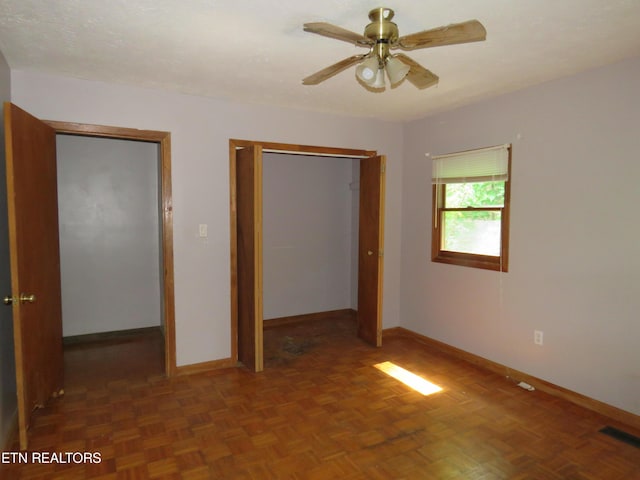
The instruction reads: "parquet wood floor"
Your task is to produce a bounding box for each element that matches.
[3,315,639,479]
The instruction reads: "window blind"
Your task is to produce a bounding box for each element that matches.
[432,144,510,184]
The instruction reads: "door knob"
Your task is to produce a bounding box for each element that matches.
[3,296,14,306]
[367,250,374,256]
[19,293,36,304]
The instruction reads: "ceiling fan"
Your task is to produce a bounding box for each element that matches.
[302,7,486,90]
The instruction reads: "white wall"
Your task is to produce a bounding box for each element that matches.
[263,153,355,319]
[11,70,404,366]
[400,56,640,416]
[56,135,161,336]
[0,49,16,447]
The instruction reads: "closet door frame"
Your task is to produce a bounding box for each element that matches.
[229,139,384,372]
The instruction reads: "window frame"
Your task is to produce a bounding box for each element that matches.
[431,146,512,272]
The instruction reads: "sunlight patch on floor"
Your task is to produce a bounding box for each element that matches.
[374,361,443,396]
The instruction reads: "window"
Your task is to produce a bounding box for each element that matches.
[431,144,511,271]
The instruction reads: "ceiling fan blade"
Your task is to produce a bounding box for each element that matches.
[395,54,439,89]
[304,22,371,46]
[398,20,486,50]
[302,55,367,85]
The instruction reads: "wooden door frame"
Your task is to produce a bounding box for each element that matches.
[229,139,379,367]
[45,121,177,376]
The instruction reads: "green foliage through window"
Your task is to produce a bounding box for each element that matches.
[442,181,504,256]
[445,181,504,209]
[442,210,501,255]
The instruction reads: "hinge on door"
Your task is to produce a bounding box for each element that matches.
[380,164,386,174]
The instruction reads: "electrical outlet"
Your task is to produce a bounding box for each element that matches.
[534,330,544,346]
[198,224,208,238]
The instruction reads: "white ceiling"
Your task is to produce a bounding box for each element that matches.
[1,0,639,121]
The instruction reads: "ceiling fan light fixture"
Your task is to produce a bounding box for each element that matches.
[372,67,386,88]
[385,55,410,85]
[356,56,380,84]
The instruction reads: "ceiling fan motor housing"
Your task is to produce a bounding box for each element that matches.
[364,8,398,65]
[364,8,399,43]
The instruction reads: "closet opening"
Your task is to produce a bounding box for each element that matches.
[230,139,385,372]
[47,121,177,379]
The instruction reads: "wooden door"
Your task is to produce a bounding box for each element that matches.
[236,146,264,372]
[357,155,386,346]
[4,102,64,449]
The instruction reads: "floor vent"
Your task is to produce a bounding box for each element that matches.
[599,426,640,449]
